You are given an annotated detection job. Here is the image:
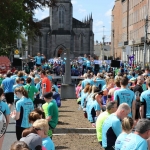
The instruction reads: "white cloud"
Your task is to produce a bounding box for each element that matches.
[105,9,112,17]
[35,7,49,20]
[78,8,87,14]
[94,20,103,27]
[71,0,77,5]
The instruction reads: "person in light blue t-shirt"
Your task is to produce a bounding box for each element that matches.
[121,119,150,150]
[114,77,136,120]
[11,87,34,141]
[102,103,130,149]
[33,119,55,150]
[12,77,23,104]
[115,117,133,150]
[28,53,45,69]
[140,78,150,119]
[0,87,10,150]
[87,97,101,123]
[81,74,93,89]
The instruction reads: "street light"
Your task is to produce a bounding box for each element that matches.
[132,39,135,66]
[102,26,105,61]
[143,15,149,69]
[17,20,23,70]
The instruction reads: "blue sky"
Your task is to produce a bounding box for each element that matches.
[35,0,114,43]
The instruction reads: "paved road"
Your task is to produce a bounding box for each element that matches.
[3,118,16,150]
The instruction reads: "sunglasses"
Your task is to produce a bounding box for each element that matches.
[34,127,42,131]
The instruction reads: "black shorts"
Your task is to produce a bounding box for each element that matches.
[36,64,41,67]
[4,92,14,104]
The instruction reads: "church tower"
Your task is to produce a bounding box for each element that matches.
[50,0,73,30]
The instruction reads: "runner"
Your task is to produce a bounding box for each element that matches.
[24,77,39,102]
[11,87,34,140]
[115,117,134,149]
[33,119,55,150]
[0,87,10,150]
[1,71,14,110]
[41,70,51,97]
[96,101,117,146]
[140,78,150,119]
[102,103,130,150]
[43,92,58,138]
[121,119,150,149]
[28,53,45,70]
[114,77,136,120]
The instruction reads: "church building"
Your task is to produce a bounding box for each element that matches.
[28,0,94,58]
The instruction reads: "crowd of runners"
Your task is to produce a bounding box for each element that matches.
[0,52,150,149]
[76,60,150,149]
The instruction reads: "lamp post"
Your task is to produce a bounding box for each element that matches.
[102,26,105,61]
[143,15,149,69]
[17,20,23,70]
[132,39,135,66]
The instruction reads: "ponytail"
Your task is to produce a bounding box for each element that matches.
[122,117,134,132]
[15,87,29,98]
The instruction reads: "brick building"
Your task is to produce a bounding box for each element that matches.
[28,0,94,59]
[111,0,150,63]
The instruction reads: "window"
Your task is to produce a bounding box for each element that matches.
[59,6,65,28]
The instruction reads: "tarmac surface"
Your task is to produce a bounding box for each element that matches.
[3,119,16,150]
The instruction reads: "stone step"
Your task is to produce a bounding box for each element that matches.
[54,128,96,134]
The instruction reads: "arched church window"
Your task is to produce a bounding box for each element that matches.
[59,6,65,28]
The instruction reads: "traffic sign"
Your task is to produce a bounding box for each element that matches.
[14,49,19,55]
[14,55,20,58]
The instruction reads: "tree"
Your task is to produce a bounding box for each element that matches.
[0,0,57,52]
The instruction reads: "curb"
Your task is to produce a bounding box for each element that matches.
[53,128,96,134]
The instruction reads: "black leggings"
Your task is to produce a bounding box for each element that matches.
[16,126,26,140]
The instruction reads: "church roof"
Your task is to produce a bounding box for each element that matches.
[38,16,50,28]
[72,18,90,28]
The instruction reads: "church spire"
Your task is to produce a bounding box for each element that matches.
[87,15,89,24]
[91,13,93,20]
[84,17,86,23]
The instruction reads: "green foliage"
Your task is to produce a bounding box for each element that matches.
[0,0,57,53]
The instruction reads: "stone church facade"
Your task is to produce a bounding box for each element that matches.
[28,0,94,58]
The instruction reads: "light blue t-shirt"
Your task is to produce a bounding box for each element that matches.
[16,97,34,128]
[140,90,150,118]
[114,88,135,117]
[11,74,18,82]
[86,60,91,67]
[102,113,122,148]
[48,75,52,81]
[87,100,101,123]
[0,100,10,115]
[2,77,14,93]
[35,82,41,91]
[52,84,59,93]
[42,136,55,150]
[93,78,105,90]
[127,75,133,80]
[81,90,88,108]
[115,132,127,150]
[121,133,148,150]
[13,84,23,100]
[83,57,87,66]
[34,56,44,65]
[81,79,93,89]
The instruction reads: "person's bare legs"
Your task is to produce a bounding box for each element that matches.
[0,135,5,150]
[8,104,12,111]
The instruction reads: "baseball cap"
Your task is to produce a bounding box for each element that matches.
[43,92,53,99]
[135,119,150,134]
[20,133,42,150]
